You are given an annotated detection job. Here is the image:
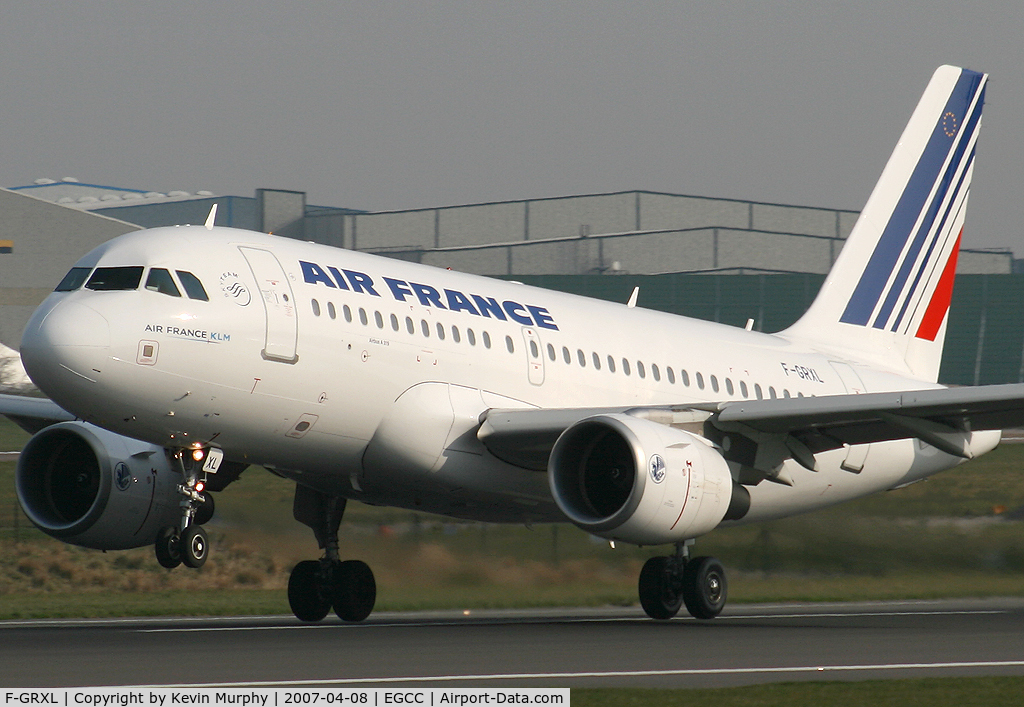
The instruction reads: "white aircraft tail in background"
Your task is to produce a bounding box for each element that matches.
[3,65,1022,624]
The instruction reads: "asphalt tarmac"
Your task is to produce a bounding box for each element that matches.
[2,598,1024,688]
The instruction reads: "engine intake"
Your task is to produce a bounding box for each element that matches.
[548,414,736,545]
[16,422,181,550]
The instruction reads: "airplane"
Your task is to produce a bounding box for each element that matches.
[2,64,1020,623]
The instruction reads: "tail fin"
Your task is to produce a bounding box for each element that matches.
[785,66,987,383]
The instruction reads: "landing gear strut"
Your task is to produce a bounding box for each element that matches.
[155,449,213,569]
[638,541,727,620]
[288,485,376,622]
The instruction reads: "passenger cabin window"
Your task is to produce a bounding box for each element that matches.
[55,267,92,292]
[86,266,144,291]
[176,271,209,301]
[147,268,182,297]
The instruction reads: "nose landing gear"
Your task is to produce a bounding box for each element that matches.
[154,448,214,569]
[638,541,727,620]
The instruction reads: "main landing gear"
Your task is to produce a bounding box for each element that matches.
[288,485,376,623]
[155,449,216,570]
[638,541,727,620]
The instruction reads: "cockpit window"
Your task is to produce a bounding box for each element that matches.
[85,266,144,291]
[54,267,93,292]
[176,271,209,301]
[145,268,181,297]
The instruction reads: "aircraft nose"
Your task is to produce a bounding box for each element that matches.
[20,299,111,396]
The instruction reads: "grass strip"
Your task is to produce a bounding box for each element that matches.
[573,676,1024,706]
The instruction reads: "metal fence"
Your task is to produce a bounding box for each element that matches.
[505,272,1024,386]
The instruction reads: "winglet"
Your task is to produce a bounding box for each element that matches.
[204,204,218,231]
[627,287,639,308]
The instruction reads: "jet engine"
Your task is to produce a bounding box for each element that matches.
[548,414,741,545]
[16,421,182,550]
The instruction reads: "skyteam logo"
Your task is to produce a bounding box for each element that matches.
[219,272,251,306]
[648,454,666,484]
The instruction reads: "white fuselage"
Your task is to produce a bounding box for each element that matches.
[20,226,999,528]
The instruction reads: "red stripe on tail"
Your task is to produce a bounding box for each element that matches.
[915,230,962,341]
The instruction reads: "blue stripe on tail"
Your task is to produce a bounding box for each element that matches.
[839,69,985,326]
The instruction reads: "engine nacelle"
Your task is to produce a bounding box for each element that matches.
[548,414,735,545]
[16,421,182,550]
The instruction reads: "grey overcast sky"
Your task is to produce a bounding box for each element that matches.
[3,2,1023,252]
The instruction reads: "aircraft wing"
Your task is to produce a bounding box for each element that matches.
[478,383,1024,473]
[0,393,76,434]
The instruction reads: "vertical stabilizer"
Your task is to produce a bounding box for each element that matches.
[784,66,987,382]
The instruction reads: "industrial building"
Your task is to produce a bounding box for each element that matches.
[1,178,1021,385]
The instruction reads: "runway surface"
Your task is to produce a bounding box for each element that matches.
[3,598,1024,688]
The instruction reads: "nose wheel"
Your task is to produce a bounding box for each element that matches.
[181,525,209,568]
[155,526,182,569]
[154,448,214,570]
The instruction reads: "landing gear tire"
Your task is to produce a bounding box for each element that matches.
[288,560,331,622]
[155,526,182,569]
[332,560,376,622]
[682,556,727,620]
[638,556,683,620]
[181,525,209,569]
[194,492,215,526]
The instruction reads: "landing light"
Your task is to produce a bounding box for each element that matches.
[192,449,205,462]
[196,481,205,493]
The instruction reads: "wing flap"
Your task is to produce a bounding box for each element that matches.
[714,383,1024,436]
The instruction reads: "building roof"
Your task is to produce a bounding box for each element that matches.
[8,178,215,210]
